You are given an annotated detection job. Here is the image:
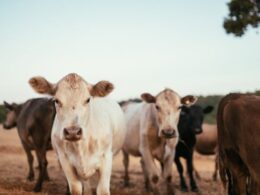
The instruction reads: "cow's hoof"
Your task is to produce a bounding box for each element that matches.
[33,185,42,192]
[181,186,188,192]
[44,176,50,181]
[191,186,199,192]
[151,175,159,184]
[152,188,160,195]
[124,182,129,187]
[27,175,34,181]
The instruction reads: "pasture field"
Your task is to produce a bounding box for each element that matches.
[0,124,224,195]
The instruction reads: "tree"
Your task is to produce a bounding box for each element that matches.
[223,0,260,36]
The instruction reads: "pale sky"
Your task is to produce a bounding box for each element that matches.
[0,0,259,103]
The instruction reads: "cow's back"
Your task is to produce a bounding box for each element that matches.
[17,98,55,147]
[217,93,260,188]
[195,124,217,155]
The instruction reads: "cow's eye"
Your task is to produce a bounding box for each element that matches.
[53,99,62,107]
[155,105,160,111]
[85,98,90,104]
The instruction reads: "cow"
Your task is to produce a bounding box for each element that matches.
[28,73,127,195]
[217,93,260,195]
[195,124,218,180]
[3,98,55,192]
[121,89,197,195]
[174,105,213,192]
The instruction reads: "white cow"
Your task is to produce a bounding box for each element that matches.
[121,89,197,195]
[29,73,126,195]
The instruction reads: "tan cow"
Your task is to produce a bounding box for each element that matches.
[29,73,126,195]
[122,89,197,195]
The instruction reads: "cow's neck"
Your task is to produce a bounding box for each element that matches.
[64,135,105,180]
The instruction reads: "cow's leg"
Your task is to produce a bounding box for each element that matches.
[140,158,151,191]
[21,142,34,181]
[33,148,48,192]
[186,153,198,192]
[193,162,201,180]
[140,135,160,195]
[122,150,130,187]
[162,153,175,195]
[226,151,248,195]
[174,157,188,192]
[58,154,83,195]
[212,155,219,181]
[97,150,112,195]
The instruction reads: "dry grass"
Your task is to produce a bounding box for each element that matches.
[0,125,224,195]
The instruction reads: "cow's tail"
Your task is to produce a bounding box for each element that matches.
[217,94,227,189]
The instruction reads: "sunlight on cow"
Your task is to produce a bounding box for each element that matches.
[29,73,126,195]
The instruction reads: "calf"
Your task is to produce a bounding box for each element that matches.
[3,98,55,192]
[217,93,260,195]
[122,89,197,195]
[29,73,126,195]
[174,105,213,192]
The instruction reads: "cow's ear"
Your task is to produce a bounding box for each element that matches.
[141,93,156,103]
[181,95,197,106]
[29,76,56,96]
[3,101,13,110]
[90,81,114,97]
[203,106,214,114]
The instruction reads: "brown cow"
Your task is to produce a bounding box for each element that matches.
[195,124,218,180]
[3,98,55,192]
[217,93,260,195]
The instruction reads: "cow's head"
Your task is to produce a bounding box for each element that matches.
[180,105,214,134]
[3,101,19,129]
[141,89,197,139]
[29,73,114,142]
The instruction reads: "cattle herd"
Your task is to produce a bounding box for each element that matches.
[1,73,260,195]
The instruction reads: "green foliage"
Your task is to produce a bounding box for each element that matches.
[253,90,260,96]
[0,105,7,123]
[224,0,260,36]
[196,90,260,124]
[197,95,223,124]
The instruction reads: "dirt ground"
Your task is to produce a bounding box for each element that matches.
[0,125,225,195]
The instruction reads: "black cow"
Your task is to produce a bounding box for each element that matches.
[3,98,55,192]
[174,105,213,192]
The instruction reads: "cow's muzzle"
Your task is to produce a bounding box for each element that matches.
[63,126,82,141]
[3,123,15,130]
[194,128,203,134]
[161,128,177,139]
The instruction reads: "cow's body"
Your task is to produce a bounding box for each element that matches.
[122,89,197,195]
[195,124,217,155]
[217,93,260,195]
[29,73,126,195]
[195,124,218,180]
[3,98,55,192]
[52,97,126,180]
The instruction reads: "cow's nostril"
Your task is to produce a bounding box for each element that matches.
[162,129,176,138]
[64,128,69,136]
[77,128,82,136]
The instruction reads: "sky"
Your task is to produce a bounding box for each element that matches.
[0,0,259,103]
